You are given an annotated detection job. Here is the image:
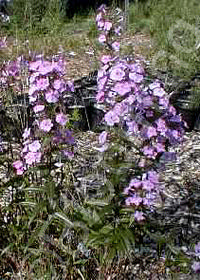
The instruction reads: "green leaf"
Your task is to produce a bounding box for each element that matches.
[53,212,74,228]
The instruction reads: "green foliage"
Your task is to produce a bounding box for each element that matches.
[11,0,48,35]
[129,0,200,79]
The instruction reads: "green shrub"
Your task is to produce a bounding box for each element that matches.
[129,0,200,79]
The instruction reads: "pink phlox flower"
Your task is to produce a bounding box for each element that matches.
[96,90,105,103]
[168,105,177,115]
[39,119,53,132]
[134,211,145,222]
[16,168,25,175]
[113,102,128,117]
[142,179,155,191]
[108,90,116,99]
[67,81,74,92]
[56,113,68,126]
[34,151,42,163]
[115,61,127,70]
[98,65,109,79]
[98,76,107,91]
[24,151,41,165]
[53,57,66,74]
[114,26,122,35]
[62,150,74,159]
[125,195,142,206]
[138,158,146,167]
[123,186,131,195]
[155,118,167,133]
[113,81,132,96]
[191,262,200,273]
[13,160,24,170]
[29,140,41,152]
[104,110,120,126]
[53,79,66,92]
[29,84,38,96]
[45,89,59,103]
[98,34,107,43]
[155,142,165,153]
[99,131,108,145]
[35,77,49,91]
[97,4,106,14]
[129,63,144,73]
[146,126,157,138]
[129,194,143,206]
[195,242,200,256]
[166,129,179,143]
[142,146,157,158]
[129,178,142,189]
[170,115,182,123]
[143,192,157,206]
[23,128,31,139]
[101,55,112,64]
[142,96,153,108]
[126,120,139,135]
[104,21,112,31]
[111,41,120,52]
[129,72,143,83]
[97,20,105,29]
[97,69,104,79]
[38,61,53,75]
[110,66,125,81]
[159,96,169,108]
[33,104,45,113]
[149,80,161,91]
[96,12,102,22]
[171,129,180,139]
[153,87,166,97]
[6,61,20,76]
[29,92,38,103]
[29,60,42,72]
[124,94,135,105]
[22,144,29,153]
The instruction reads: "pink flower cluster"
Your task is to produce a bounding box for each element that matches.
[97,56,185,161]
[95,5,186,222]
[13,55,75,175]
[96,4,123,52]
[28,56,70,134]
[0,56,27,97]
[191,242,200,273]
[13,132,42,174]
[124,170,163,220]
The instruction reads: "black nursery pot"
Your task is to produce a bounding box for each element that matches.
[68,105,104,131]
